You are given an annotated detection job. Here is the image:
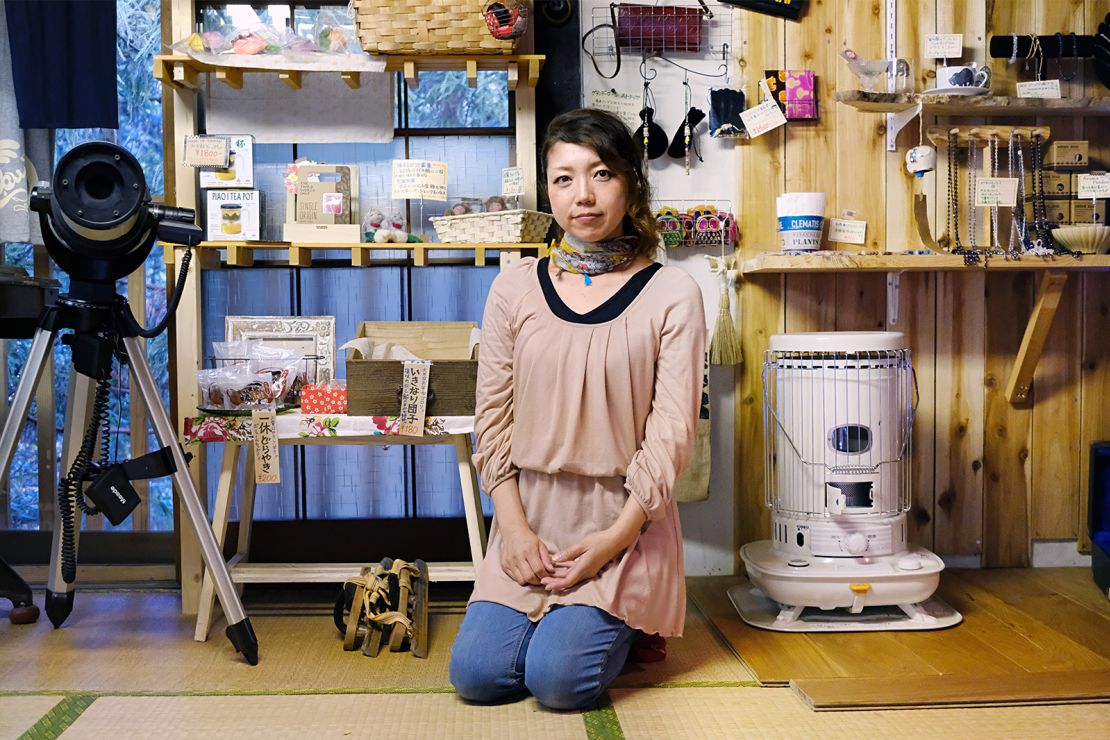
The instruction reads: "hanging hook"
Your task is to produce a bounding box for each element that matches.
[648,53,728,79]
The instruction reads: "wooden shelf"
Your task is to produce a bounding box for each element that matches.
[153,53,544,91]
[162,240,544,268]
[835,90,1110,116]
[741,251,1110,274]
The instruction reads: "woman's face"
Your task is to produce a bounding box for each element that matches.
[545,141,630,243]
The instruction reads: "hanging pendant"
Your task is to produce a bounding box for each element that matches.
[584,274,592,286]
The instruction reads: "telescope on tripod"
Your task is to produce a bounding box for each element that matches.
[0,141,258,665]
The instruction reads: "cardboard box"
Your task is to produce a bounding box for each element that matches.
[1046,140,1088,169]
[1024,170,1071,198]
[206,189,260,241]
[1071,199,1107,224]
[1024,201,1069,225]
[283,164,361,243]
[345,322,479,417]
[199,135,254,189]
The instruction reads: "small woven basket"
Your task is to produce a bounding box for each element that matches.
[431,209,552,244]
[353,0,520,55]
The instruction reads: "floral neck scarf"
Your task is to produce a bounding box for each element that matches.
[548,233,639,286]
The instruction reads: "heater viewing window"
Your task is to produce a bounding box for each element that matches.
[830,424,871,454]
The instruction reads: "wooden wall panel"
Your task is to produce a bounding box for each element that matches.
[734,11,785,556]
[728,0,1102,565]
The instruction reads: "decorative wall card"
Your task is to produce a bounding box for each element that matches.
[974,177,1019,207]
[828,218,867,244]
[392,160,448,201]
[1016,80,1062,99]
[740,98,787,138]
[251,409,280,483]
[501,166,525,197]
[1077,173,1110,199]
[588,89,642,132]
[925,33,963,58]
[398,360,432,437]
[184,135,229,168]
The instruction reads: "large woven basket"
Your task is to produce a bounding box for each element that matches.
[431,209,552,244]
[353,0,520,55]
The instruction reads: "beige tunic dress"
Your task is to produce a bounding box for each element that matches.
[470,256,706,637]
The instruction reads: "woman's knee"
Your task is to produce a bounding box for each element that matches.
[523,649,605,711]
[449,603,531,704]
[450,643,520,703]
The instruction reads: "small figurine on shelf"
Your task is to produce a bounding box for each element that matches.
[363,208,386,242]
[484,195,508,213]
[373,210,423,244]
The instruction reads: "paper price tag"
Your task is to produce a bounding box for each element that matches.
[1077,173,1110,199]
[183,135,230,168]
[501,167,525,197]
[1016,80,1062,98]
[925,34,963,58]
[589,89,642,133]
[251,409,280,484]
[391,160,448,201]
[974,177,1019,207]
[740,99,787,138]
[398,360,431,437]
[828,218,867,244]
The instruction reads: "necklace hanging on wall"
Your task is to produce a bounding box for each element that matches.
[1056,32,1078,82]
[1007,131,1028,255]
[943,128,963,255]
[988,134,1001,251]
[1030,131,1079,257]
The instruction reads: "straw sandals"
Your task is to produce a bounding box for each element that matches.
[335,557,429,658]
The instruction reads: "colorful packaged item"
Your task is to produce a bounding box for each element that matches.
[763,69,818,120]
[301,380,348,414]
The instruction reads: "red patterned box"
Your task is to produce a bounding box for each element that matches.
[301,382,348,414]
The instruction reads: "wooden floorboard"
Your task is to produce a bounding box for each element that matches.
[793,669,1110,710]
[691,568,1110,708]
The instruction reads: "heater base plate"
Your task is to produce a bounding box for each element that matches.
[728,583,962,632]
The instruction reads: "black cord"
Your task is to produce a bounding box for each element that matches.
[582,3,621,80]
[136,246,192,339]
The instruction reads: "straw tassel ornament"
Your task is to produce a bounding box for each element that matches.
[708,263,742,366]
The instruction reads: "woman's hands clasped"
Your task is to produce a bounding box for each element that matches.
[540,527,633,594]
[499,521,556,586]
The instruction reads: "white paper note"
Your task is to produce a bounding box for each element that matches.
[974,177,1019,207]
[740,99,787,138]
[392,160,448,201]
[251,409,280,484]
[1077,173,1110,199]
[1016,80,1062,98]
[501,167,525,197]
[828,218,867,244]
[589,89,642,133]
[183,135,229,168]
[925,34,963,59]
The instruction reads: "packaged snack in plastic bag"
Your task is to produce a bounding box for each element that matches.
[312,10,358,54]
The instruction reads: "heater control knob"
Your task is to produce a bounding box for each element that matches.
[845,533,868,555]
[897,555,924,571]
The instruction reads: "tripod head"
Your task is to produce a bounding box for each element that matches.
[30,141,202,288]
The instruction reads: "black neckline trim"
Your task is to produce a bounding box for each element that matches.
[537,257,663,324]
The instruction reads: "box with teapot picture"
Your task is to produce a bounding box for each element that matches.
[206,189,261,241]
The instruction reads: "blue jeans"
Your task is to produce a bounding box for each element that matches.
[449,601,638,711]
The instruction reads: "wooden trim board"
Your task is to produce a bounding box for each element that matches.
[792,670,1110,710]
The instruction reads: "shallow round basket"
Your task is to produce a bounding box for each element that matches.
[1051,224,1110,254]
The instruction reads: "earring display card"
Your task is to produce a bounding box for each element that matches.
[763,70,818,120]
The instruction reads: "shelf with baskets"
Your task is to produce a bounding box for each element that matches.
[153,53,545,91]
[162,241,546,268]
[834,91,1110,116]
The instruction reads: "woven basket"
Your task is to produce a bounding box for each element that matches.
[353,0,520,55]
[431,209,552,244]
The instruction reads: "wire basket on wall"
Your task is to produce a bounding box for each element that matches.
[653,198,738,250]
[589,1,732,59]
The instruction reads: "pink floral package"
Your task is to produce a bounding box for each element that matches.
[763,69,818,120]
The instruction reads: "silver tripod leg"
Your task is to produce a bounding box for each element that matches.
[0,329,56,483]
[45,370,97,626]
[121,336,258,664]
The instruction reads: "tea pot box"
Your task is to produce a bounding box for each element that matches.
[345,322,479,417]
[199,135,254,189]
[205,189,261,241]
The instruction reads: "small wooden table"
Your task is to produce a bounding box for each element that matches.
[183,412,487,641]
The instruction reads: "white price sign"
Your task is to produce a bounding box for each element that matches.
[391,160,448,201]
[739,99,787,138]
[1077,173,1110,199]
[501,167,525,197]
[974,177,1019,207]
[924,34,963,58]
[828,218,867,245]
[1016,80,1062,98]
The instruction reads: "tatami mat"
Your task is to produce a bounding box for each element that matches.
[61,694,586,740]
[609,687,1110,739]
[0,591,744,693]
[0,695,62,737]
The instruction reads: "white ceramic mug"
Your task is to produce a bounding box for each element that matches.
[936,64,991,89]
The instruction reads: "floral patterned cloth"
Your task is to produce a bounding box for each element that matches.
[183,413,474,444]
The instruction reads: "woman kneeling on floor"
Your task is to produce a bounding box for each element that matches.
[449,108,705,711]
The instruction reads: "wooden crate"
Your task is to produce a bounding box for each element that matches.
[345,322,479,417]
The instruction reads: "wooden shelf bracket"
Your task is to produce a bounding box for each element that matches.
[1005,270,1069,404]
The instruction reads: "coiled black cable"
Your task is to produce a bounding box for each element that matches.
[57,374,112,584]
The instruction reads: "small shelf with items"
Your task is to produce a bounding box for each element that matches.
[834,91,1110,116]
[740,251,1110,274]
[162,241,545,269]
[153,53,545,91]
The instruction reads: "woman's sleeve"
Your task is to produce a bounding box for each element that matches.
[472,273,520,495]
[624,280,707,520]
